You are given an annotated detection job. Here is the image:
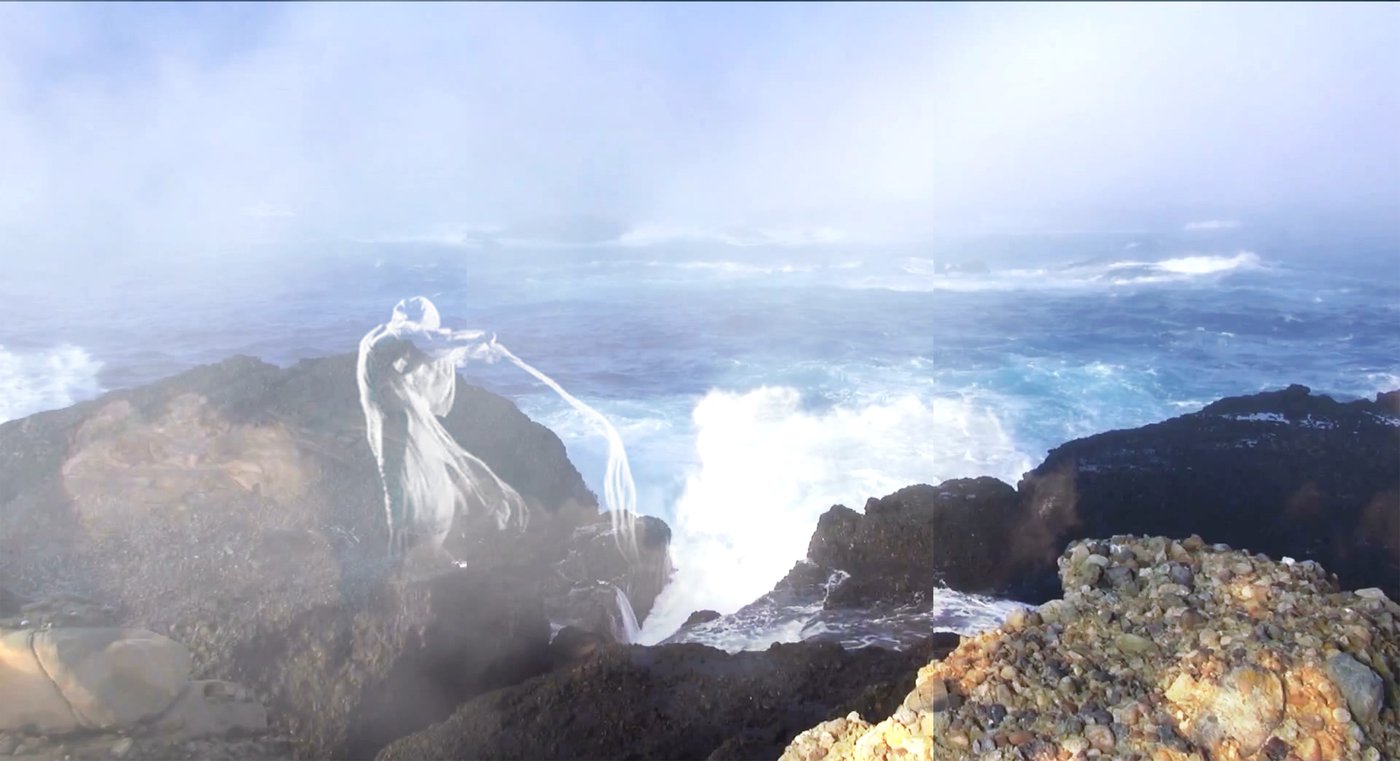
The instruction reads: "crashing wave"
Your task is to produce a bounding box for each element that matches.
[0,344,104,424]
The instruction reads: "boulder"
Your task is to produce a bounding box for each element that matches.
[782,535,1400,761]
[32,627,192,731]
[807,478,1026,607]
[1326,652,1384,725]
[0,627,194,734]
[377,635,960,761]
[0,353,669,758]
[0,630,77,733]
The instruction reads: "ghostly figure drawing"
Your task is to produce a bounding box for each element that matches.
[358,296,638,565]
[357,297,528,559]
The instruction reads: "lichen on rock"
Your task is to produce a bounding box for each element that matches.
[781,535,1400,761]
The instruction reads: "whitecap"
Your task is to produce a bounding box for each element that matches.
[0,344,104,424]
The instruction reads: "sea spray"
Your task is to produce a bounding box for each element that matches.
[492,343,638,560]
[612,583,642,644]
[358,296,638,561]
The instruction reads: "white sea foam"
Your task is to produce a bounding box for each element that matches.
[1183,219,1242,231]
[638,386,1033,644]
[1152,251,1260,275]
[613,584,642,644]
[861,251,1264,292]
[618,224,844,249]
[1224,412,1287,423]
[0,345,104,424]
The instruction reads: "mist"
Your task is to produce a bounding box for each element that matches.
[1,2,1397,265]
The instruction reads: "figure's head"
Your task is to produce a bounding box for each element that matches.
[390,296,442,332]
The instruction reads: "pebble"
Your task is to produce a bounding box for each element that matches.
[779,535,1400,761]
[1084,724,1115,752]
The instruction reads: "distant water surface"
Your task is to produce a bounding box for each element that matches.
[3,226,1396,645]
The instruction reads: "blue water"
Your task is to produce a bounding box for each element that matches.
[3,226,1397,640]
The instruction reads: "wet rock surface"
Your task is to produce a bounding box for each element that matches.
[0,354,669,758]
[1018,385,1400,601]
[809,479,1027,607]
[783,535,1400,761]
[793,386,1398,612]
[378,633,961,761]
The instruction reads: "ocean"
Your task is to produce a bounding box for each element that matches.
[3,224,1397,645]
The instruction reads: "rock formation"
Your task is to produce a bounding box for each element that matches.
[377,633,962,761]
[1016,385,1400,602]
[750,386,1397,626]
[0,354,670,758]
[782,535,1399,761]
[0,624,275,760]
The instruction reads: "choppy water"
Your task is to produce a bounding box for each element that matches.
[3,224,1397,648]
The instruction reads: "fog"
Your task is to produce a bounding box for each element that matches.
[1,2,1396,262]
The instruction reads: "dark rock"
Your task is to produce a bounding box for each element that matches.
[1017,385,1400,601]
[0,586,26,618]
[0,353,669,758]
[548,626,612,669]
[683,610,723,627]
[546,515,673,631]
[807,478,1027,608]
[777,386,1400,610]
[377,635,959,761]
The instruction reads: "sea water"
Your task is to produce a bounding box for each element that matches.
[3,225,1397,647]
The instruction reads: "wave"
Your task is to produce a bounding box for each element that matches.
[669,260,816,275]
[363,222,846,251]
[857,251,1266,292]
[1183,219,1242,231]
[670,572,1026,653]
[1115,250,1261,277]
[617,224,845,249]
[637,385,1033,644]
[0,345,104,424]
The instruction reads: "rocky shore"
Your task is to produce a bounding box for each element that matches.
[671,385,1398,647]
[781,535,1399,761]
[1,353,1396,760]
[0,354,668,759]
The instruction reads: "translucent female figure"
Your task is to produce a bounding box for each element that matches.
[357,297,527,560]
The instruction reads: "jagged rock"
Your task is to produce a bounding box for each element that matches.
[780,386,1397,617]
[808,478,1025,607]
[782,535,1400,761]
[377,636,960,761]
[548,515,672,626]
[0,354,666,758]
[682,610,722,628]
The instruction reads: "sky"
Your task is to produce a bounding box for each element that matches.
[1,2,1397,261]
